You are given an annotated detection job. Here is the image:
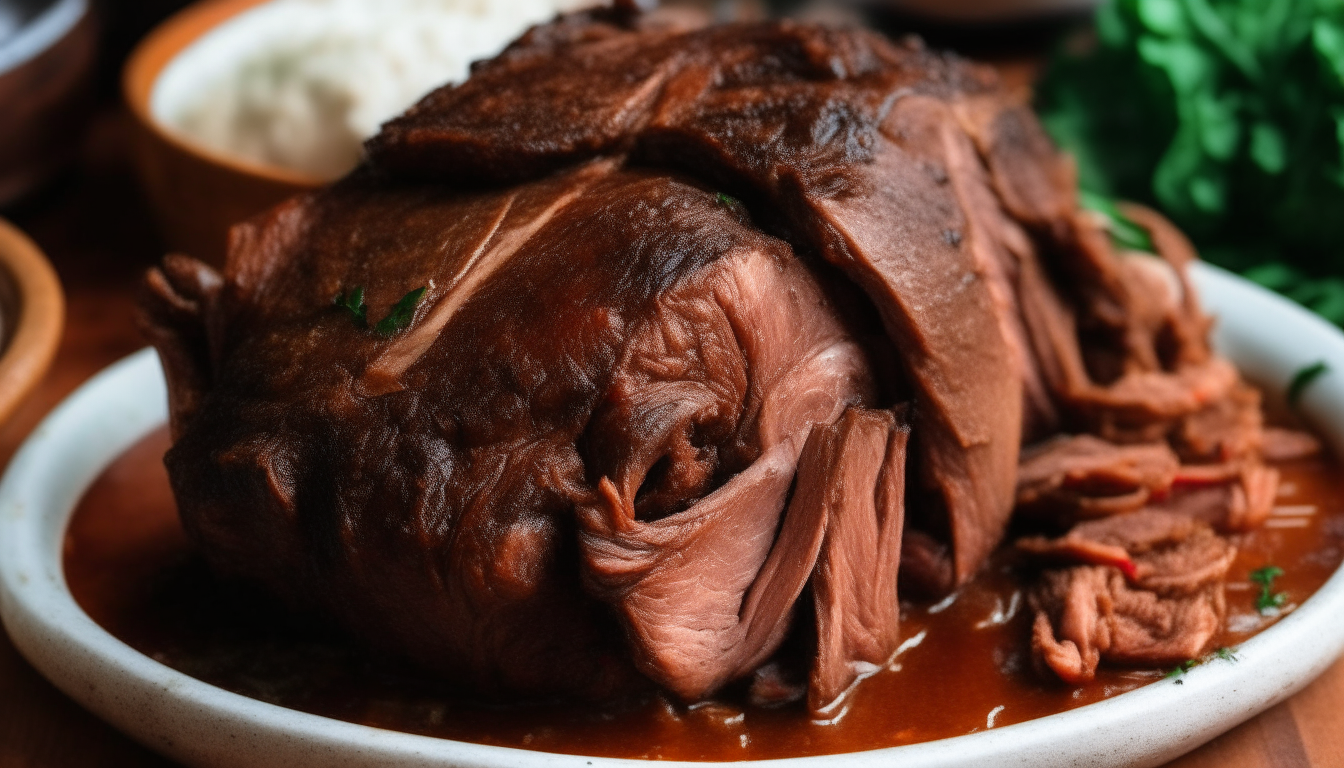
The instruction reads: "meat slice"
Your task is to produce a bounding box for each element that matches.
[145,164,876,701]
[1019,511,1236,683]
[1016,435,1180,522]
[1173,382,1264,463]
[1261,427,1323,462]
[1160,463,1280,532]
[806,407,908,716]
[1014,434,1280,533]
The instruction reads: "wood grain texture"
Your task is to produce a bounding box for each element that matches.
[0,108,1339,768]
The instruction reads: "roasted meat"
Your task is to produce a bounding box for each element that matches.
[141,6,1286,710]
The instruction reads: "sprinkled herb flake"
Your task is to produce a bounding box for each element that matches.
[334,286,369,328]
[334,286,426,336]
[1287,361,1329,407]
[1250,565,1288,615]
[1164,659,1198,684]
[715,192,741,209]
[375,287,427,337]
[1164,647,1239,683]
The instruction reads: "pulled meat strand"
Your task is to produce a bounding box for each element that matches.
[1020,511,1236,683]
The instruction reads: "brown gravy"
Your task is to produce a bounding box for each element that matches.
[63,428,1344,761]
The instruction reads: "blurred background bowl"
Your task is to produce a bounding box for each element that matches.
[853,0,1099,22]
[123,0,322,268]
[0,219,63,427]
[0,0,97,207]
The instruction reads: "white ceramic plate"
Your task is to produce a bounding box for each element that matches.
[2,263,1342,768]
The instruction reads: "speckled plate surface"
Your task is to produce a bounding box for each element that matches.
[1,262,1342,768]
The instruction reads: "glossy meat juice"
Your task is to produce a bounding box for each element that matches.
[64,428,1344,760]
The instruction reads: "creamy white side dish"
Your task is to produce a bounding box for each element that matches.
[152,0,593,179]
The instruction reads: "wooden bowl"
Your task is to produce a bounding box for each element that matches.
[0,0,98,206]
[122,0,323,268]
[0,219,64,427]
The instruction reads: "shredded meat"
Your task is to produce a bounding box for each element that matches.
[1020,511,1236,682]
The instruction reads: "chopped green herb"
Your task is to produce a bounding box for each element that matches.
[334,286,368,328]
[1163,646,1238,682]
[1250,565,1288,614]
[375,287,427,336]
[1165,659,1198,681]
[1080,190,1156,253]
[1287,361,1329,407]
[715,192,741,208]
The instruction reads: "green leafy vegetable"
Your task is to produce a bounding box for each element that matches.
[1250,565,1288,614]
[1080,190,1157,252]
[1287,360,1330,405]
[334,286,368,328]
[1213,646,1239,662]
[375,287,427,336]
[1039,0,1344,324]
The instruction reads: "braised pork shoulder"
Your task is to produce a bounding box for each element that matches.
[141,7,1299,711]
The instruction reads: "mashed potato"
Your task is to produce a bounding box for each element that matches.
[153,0,593,180]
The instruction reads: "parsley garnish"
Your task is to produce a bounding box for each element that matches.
[1250,565,1288,615]
[334,285,426,336]
[716,192,741,208]
[1164,659,1197,681]
[1164,647,1238,683]
[1080,190,1155,253]
[1287,361,1329,408]
[375,287,427,336]
[334,286,368,328]
[1038,0,1344,328]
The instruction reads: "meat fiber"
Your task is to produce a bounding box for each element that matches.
[1019,512,1236,682]
[141,5,1284,710]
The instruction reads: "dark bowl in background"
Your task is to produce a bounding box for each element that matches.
[0,0,97,207]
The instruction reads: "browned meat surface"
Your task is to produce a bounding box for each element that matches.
[142,7,1284,707]
[145,166,876,699]
[1020,511,1236,682]
[373,17,1024,587]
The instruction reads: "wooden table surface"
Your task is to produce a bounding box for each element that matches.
[0,109,1341,768]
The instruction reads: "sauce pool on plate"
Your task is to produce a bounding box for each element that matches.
[63,428,1344,761]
